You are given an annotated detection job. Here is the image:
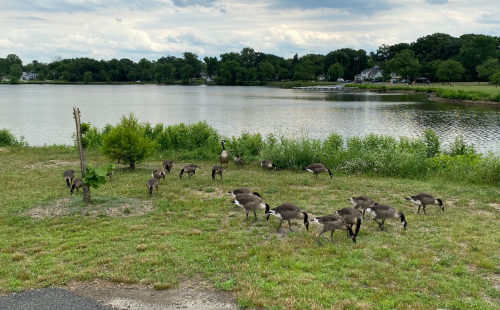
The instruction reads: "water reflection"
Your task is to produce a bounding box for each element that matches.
[0,85,499,154]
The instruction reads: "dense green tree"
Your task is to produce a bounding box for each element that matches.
[97,69,108,82]
[203,56,219,78]
[62,71,70,81]
[83,71,93,84]
[101,113,158,170]
[180,64,194,84]
[240,47,256,69]
[411,33,461,63]
[183,52,202,80]
[218,59,242,85]
[327,63,344,81]
[293,62,314,81]
[436,60,465,82]
[9,64,22,78]
[476,58,500,81]
[457,34,500,81]
[156,63,175,83]
[6,54,22,67]
[490,72,500,87]
[127,71,137,82]
[109,70,119,82]
[256,61,275,84]
[37,71,45,81]
[277,68,290,80]
[387,50,421,81]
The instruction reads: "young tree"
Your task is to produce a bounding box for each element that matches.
[9,64,22,78]
[327,63,344,81]
[101,113,158,170]
[436,60,465,83]
[490,72,500,87]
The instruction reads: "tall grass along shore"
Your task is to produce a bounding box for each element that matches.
[1,121,499,309]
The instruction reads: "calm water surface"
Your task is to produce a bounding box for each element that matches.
[1,84,499,154]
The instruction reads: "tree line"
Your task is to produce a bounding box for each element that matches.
[1,32,499,85]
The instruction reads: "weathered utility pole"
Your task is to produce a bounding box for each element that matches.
[73,107,91,203]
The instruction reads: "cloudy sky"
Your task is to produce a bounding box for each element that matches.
[1,0,499,64]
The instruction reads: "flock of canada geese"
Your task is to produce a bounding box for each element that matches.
[62,140,445,244]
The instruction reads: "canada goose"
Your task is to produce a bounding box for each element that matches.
[152,169,165,181]
[303,163,332,179]
[261,160,277,172]
[365,203,407,231]
[219,140,229,169]
[146,178,159,197]
[234,191,263,201]
[265,203,309,232]
[106,171,113,181]
[70,178,83,195]
[228,187,251,197]
[179,163,198,179]
[163,160,174,174]
[212,165,223,180]
[63,169,76,188]
[232,192,264,206]
[405,193,444,214]
[234,155,244,168]
[310,214,356,244]
[349,196,376,217]
[231,196,268,220]
[335,207,362,240]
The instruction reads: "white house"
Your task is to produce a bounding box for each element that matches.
[356,65,383,81]
[22,72,38,81]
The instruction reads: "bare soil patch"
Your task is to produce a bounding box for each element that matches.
[27,198,154,218]
[66,279,241,310]
[24,159,80,169]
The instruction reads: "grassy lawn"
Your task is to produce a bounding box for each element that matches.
[1,146,499,309]
[407,82,500,96]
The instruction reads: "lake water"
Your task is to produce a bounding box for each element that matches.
[1,84,499,154]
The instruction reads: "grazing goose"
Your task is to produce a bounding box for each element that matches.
[212,165,224,180]
[219,140,229,169]
[405,193,444,214]
[234,155,244,168]
[349,196,375,216]
[311,214,356,244]
[261,160,277,172]
[231,196,268,220]
[70,178,83,195]
[152,169,166,181]
[232,192,264,207]
[234,191,263,201]
[146,178,159,197]
[304,163,332,179]
[228,187,251,197]
[63,169,76,188]
[365,204,407,231]
[179,163,198,179]
[162,160,174,174]
[335,207,362,240]
[265,203,309,232]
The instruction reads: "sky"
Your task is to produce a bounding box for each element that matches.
[1,0,499,64]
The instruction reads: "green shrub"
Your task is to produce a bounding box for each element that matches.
[424,129,441,158]
[261,132,323,169]
[446,135,477,157]
[226,132,263,159]
[0,128,27,146]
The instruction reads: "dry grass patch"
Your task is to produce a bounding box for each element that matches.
[24,159,80,169]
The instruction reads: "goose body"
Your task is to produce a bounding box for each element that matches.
[70,178,83,195]
[152,169,166,181]
[219,140,229,168]
[261,160,277,171]
[63,169,76,188]
[163,160,174,174]
[179,164,198,179]
[232,196,268,220]
[212,165,223,180]
[234,155,244,168]
[146,178,159,197]
[311,214,356,243]
[405,193,444,214]
[365,204,407,231]
[335,207,362,240]
[228,187,251,197]
[349,196,375,211]
[265,203,309,232]
[304,163,332,179]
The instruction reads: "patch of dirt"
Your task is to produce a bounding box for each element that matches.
[0,147,9,153]
[191,188,225,200]
[66,279,241,310]
[26,198,154,218]
[24,160,80,169]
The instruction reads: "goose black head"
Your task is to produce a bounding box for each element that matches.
[179,169,184,179]
[437,199,444,211]
[400,213,407,230]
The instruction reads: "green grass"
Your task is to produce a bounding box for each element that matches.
[0,146,499,309]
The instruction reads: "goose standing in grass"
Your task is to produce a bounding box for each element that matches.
[63,169,76,188]
[163,160,174,174]
[232,195,267,221]
[261,160,277,172]
[311,214,357,244]
[70,178,83,195]
[219,140,229,169]
[146,178,159,197]
[364,203,407,231]
[303,163,332,179]
[228,187,252,197]
[212,165,223,180]
[234,155,244,168]
[179,163,198,179]
[335,207,362,240]
[265,203,309,232]
[349,196,375,216]
[152,169,166,181]
[405,193,444,214]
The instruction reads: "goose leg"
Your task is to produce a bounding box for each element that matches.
[276,220,283,232]
[417,206,421,214]
[254,211,257,221]
[423,205,427,215]
[288,220,292,231]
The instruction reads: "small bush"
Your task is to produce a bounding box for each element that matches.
[424,129,441,158]
[0,128,27,146]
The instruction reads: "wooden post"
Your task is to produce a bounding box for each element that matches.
[73,107,91,204]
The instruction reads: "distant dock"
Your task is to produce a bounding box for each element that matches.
[292,85,345,91]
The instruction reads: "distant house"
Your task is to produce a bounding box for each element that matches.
[200,69,215,82]
[317,74,325,81]
[357,65,383,81]
[22,72,38,81]
[1,75,9,81]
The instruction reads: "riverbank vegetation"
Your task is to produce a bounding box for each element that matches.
[1,124,499,309]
